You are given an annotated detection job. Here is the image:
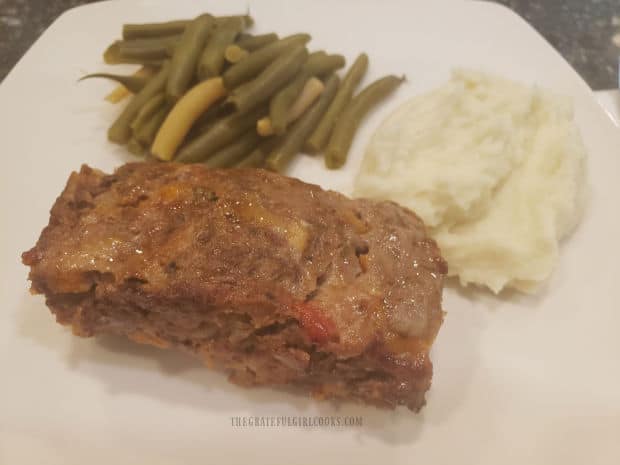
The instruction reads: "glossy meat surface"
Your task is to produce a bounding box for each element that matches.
[23,163,447,410]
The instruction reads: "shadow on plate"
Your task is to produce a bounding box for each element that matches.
[16,291,478,445]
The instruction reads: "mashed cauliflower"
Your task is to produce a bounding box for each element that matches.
[354,70,587,293]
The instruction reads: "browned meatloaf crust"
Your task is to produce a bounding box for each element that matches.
[22,163,447,410]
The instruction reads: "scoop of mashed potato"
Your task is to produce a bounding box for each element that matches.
[354,70,587,293]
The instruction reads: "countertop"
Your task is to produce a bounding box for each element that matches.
[1,0,618,89]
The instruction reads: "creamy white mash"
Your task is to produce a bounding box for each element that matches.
[354,70,587,293]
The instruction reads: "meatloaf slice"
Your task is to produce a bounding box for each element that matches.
[22,163,447,410]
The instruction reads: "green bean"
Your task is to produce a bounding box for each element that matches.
[269,74,306,135]
[235,148,264,168]
[235,137,281,168]
[269,52,345,134]
[236,33,279,51]
[222,34,311,89]
[304,53,368,154]
[135,105,170,146]
[224,44,249,63]
[127,138,146,156]
[78,72,152,93]
[130,92,165,132]
[103,41,164,66]
[197,17,245,80]
[123,20,190,40]
[108,61,170,144]
[204,129,261,168]
[227,46,308,113]
[216,14,254,28]
[103,41,122,64]
[121,15,250,40]
[175,105,266,163]
[186,102,230,140]
[268,52,326,133]
[152,77,228,161]
[166,14,214,102]
[118,35,179,61]
[266,74,340,172]
[325,75,404,169]
[236,33,251,42]
[303,51,346,77]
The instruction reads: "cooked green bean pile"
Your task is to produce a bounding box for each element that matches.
[84,12,403,170]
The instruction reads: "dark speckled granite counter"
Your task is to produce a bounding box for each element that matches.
[1,0,618,89]
[496,0,619,89]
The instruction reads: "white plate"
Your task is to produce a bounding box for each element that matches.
[1,1,619,464]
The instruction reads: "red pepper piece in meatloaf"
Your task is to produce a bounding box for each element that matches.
[22,163,447,410]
